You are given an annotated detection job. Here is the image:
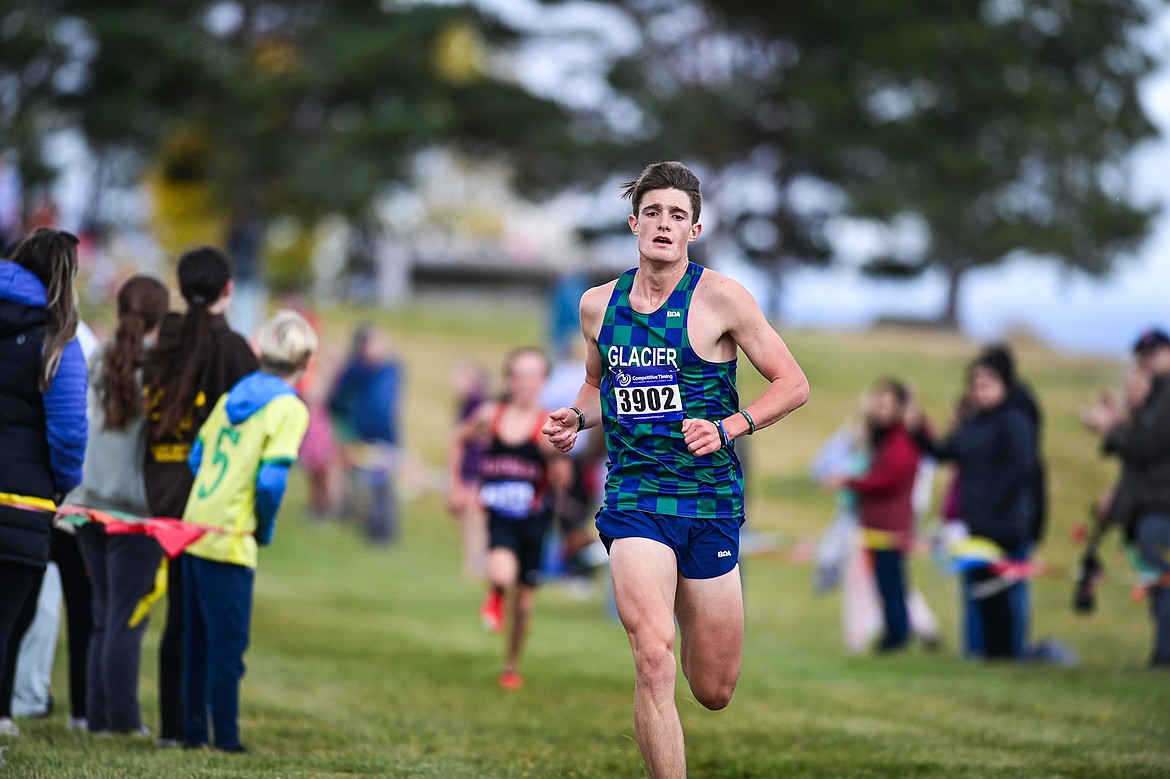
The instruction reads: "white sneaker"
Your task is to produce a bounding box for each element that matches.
[0,717,20,736]
[67,717,87,731]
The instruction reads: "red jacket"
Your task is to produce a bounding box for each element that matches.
[845,424,921,549]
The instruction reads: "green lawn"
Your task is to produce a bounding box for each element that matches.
[5,304,1168,778]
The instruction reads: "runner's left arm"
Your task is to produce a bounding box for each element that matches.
[721,281,809,441]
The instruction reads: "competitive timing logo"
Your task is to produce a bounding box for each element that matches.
[613,369,633,387]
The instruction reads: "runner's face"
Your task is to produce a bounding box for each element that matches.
[506,353,547,405]
[629,188,701,266]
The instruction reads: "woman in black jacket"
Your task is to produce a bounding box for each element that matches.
[0,229,88,736]
[915,355,1037,659]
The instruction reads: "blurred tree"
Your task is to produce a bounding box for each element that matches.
[0,1,597,267]
[585,0,1160,324]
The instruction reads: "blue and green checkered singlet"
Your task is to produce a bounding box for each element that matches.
[598,262,744,519]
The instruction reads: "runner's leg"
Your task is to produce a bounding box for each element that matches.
[610,537,685,779]
[675,565,743,711]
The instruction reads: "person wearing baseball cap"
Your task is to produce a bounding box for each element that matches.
[1133,327,1170,360]
[1084,326,1170,667]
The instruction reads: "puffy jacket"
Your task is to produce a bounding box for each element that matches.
[918,403,1036,550]
[0,260,87,570]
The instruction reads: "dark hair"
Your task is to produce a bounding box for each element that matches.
[10,228,80,391]
[99,276,169,430]
[978,343,1016,387]
[620,161,702,223]
[147,246,233,439]
[873,377,910,407]
[969,355,1009,387]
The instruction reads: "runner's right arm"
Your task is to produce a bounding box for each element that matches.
[544,285,607,453]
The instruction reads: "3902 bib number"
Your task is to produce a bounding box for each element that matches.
[616,385,680,415]
[611,365,684,423]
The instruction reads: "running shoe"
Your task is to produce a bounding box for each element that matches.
[498,670,523,690]
[480,590,504,633]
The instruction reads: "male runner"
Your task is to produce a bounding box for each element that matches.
[543,161,809,778]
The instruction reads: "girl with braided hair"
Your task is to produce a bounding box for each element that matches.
[71,275,170,736]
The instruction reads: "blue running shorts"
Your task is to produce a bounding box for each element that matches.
[596,508,744,580]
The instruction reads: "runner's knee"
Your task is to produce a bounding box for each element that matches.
[632,637,676,690]
[689,673,736,711]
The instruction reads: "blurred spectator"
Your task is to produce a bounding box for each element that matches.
[0,152,21,254]
[1083,328,1170,667]
[329,324,403,545]
[225,199,265,340]
[143,246,258,746]
[70,276,169,736]
[912,355,1037,659]
[539,338,603,582]
[1075,364,1153,612]
[11,319,99,724]
[977,343,1046,655]
[0,229,88,738]
[547,270,589,361]
[824,380,921,652]
[820,382,939,654]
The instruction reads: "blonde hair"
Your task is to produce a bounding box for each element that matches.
[256,309,318,377]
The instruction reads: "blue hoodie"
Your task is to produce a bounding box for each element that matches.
[188,371,298,545]
[0,260,87,496]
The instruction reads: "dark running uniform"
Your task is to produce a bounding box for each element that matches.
[479,406,551,587]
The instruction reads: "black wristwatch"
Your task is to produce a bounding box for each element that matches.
[568,406,586,431]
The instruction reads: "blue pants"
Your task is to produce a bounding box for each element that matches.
[871,550,909,650]
[182,555,254,750]
[1135,513,1170,664]
[962,544,1029,659]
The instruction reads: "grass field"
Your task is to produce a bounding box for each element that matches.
[4,302,1169,778]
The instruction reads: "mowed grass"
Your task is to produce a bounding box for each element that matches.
[5,301,1169,778]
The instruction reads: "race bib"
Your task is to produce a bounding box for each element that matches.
[480,480,536,519]
[611,365,684,423]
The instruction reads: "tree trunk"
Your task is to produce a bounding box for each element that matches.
[941,262,967,328]
[766,252,786,322]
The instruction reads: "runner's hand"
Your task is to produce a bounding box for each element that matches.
[682,418,722,457]
[543,408,579,453]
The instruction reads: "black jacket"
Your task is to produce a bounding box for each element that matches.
[0,267,87,570]
[1105,373,1170,534]
[918,403,1037,550]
